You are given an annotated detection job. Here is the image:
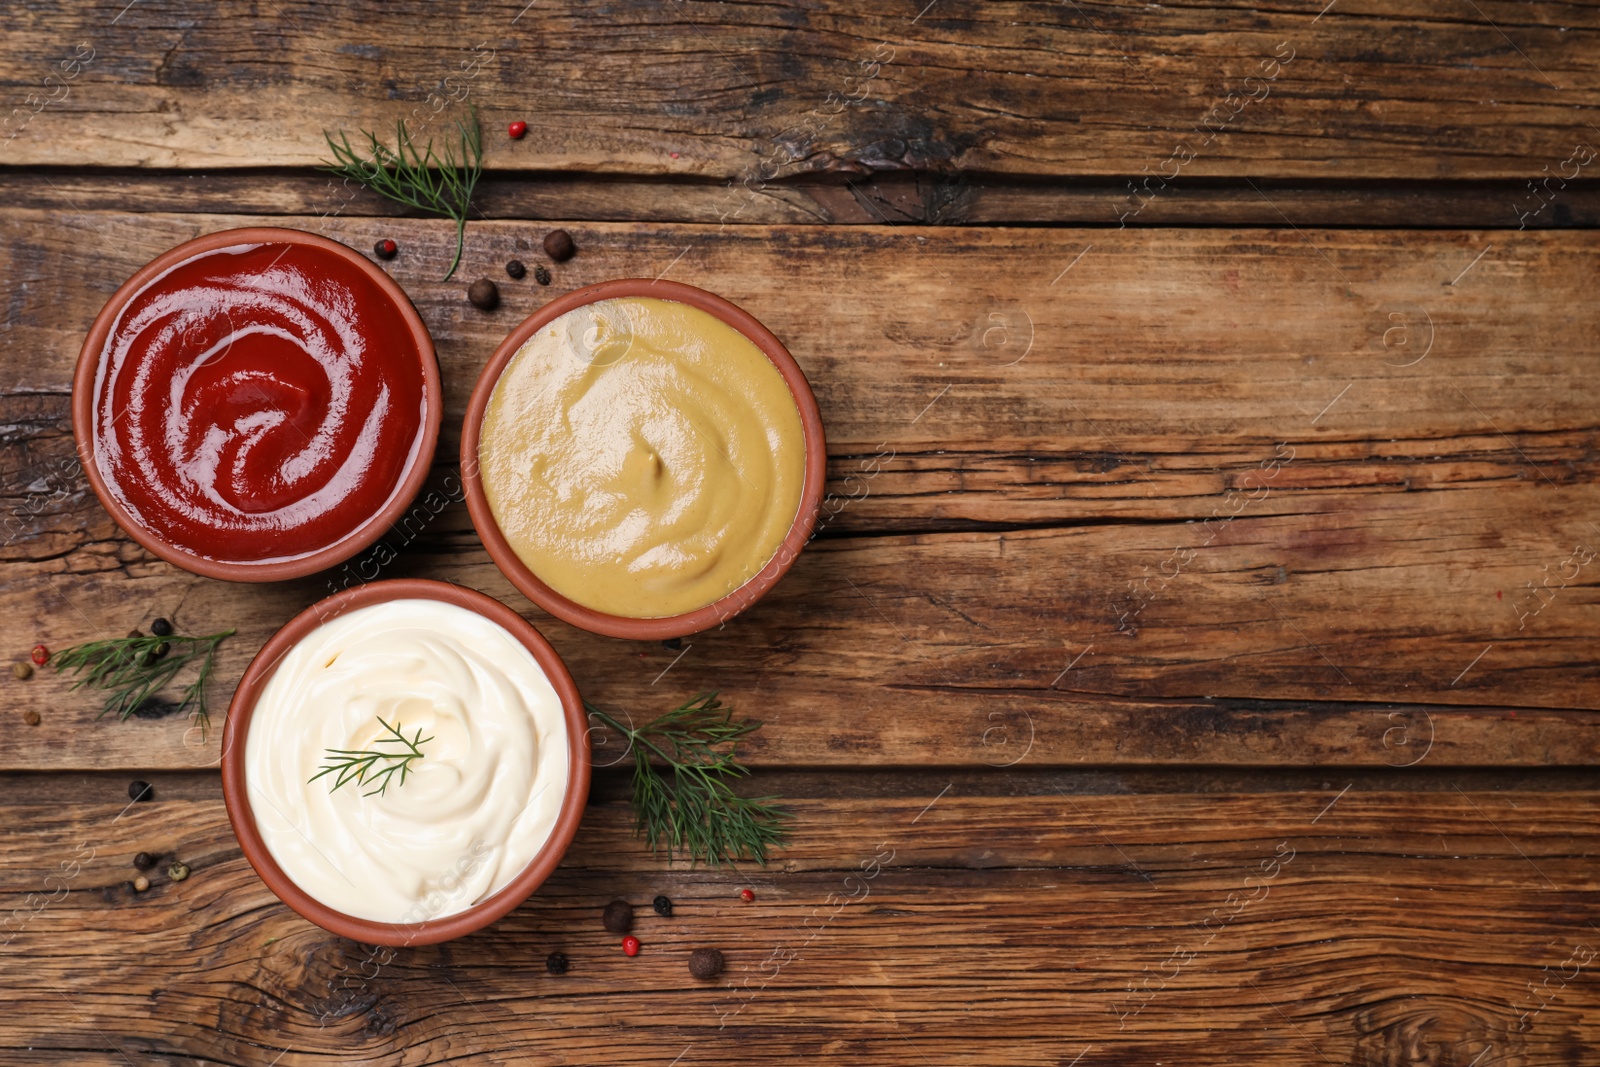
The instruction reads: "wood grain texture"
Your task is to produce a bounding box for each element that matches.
[1,0,1596,181]
[2,6,1595,1066]
[2,210,1597,770]
[7,171,1600,229]
[1,778,1595,1066]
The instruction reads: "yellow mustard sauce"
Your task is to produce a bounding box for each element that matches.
[479,297,805,618]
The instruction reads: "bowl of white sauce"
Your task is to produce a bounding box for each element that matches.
[221,578,589,944]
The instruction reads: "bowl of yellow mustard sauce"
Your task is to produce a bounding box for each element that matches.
[461,279,825,639]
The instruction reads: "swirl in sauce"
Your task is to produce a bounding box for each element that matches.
[90,242,427,563]
[479,297,806,618]
[245,599,568,924]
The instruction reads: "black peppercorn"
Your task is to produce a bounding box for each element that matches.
[374,238,398,260]
[652,894,673,917]
[543,229,576,262]
[133,851,158,870]
[602,899,633,933]
[506,259,527,280]
[468,278,499,310]
[129,780,153,802]
[688,947,723,979]
[150,618,173,637]
[546,951,569,975]
[149,642,169,660]
[661,638,683,651]
[533,264,551,286]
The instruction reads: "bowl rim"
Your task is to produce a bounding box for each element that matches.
[219,578,592,946]
[460,278,826,640]
[71,225,443,583]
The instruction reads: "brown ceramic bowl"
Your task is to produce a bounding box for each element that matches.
[72,226,441,582]
[220,579,590,946]
[461,279,826,640]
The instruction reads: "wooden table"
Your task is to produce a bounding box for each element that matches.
[3,3,1597,1064]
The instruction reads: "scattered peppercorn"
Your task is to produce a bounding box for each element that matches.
[374,238,398,260]
[602,899,634,933]
[129,780,153,802]
[652,894,673,917]
[533,264,551,286]
[149,642,170,660]
[543,229,576,262]
[132,875,150,893]
[127,628,144,640]
[740,888,755,902]
[508,120,528,140]
[546,951,569,975]
[622,935,641,957]
[30,645,48,666]
[661,637,683,651]
[167,862,189,882]
[22,710,40,726]
[12,662,33,680]
[133,851,157,871]
[150,618,173,637]
[505,259,527,280]
[468,278,500,310]
[688,947,723,979]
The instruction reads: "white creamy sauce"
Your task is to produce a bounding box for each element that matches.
[245,598,568,924]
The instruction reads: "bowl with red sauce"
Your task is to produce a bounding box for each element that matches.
[73,227,440,581]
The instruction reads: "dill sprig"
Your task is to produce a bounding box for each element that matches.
[310,717,433,798]
[321,108,484,281]
[50,629,233,740]
[586,693,790,867]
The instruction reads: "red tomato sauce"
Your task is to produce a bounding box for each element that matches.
[89,241,428,564]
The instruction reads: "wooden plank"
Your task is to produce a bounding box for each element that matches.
[6,171,1600,229]
[1,778,1595,1065]
[2,210,1598,770]
[1,1,1597,181]
[5,211,1597,471]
